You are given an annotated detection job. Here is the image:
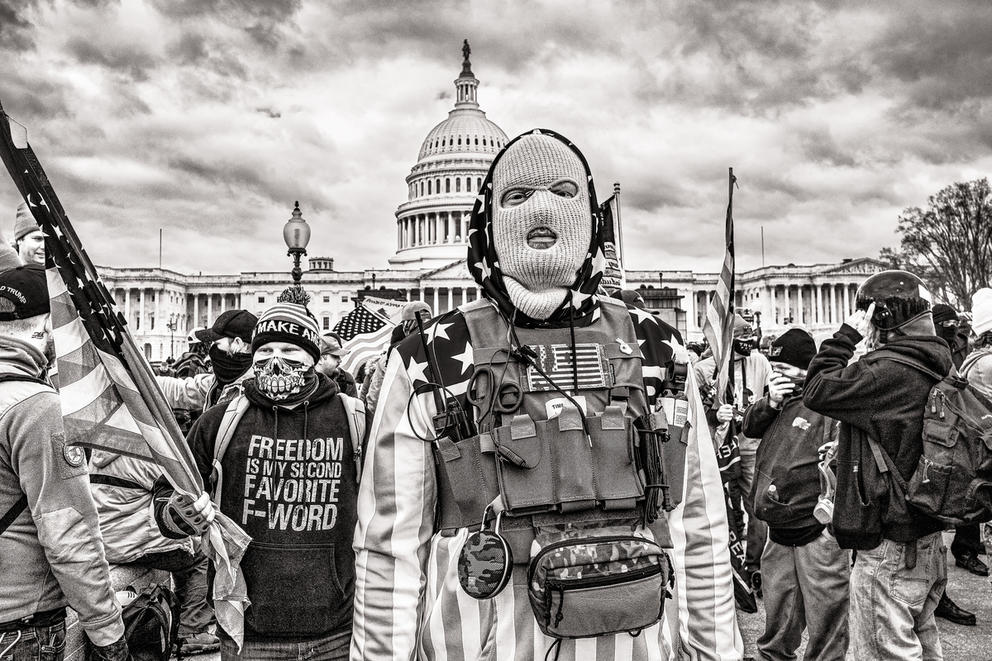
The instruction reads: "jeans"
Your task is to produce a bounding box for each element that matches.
[738,443,768,573]
[219,630,350,661]
[123,547,214,636]
[757,530,851,661]
[0,621,65,661]
[850,531,946,661]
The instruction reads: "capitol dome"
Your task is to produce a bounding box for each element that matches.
[389,41,508,269]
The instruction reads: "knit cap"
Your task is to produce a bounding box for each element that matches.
[13,202,39,242]
[491,133,591,319]
[251,302,321,362]
[973,288,992,336]
[931,303,958,325]
[767,328,816,370]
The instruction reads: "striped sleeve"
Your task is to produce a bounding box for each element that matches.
[352,346,438,661]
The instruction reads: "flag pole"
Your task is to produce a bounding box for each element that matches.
[613,181,623,270]
[727,167,736,406]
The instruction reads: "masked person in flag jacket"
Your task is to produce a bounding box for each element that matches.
[742,329,850,661]
[0,265,130,661]
[802,270,951,660]
[351,129,740,661]
[153,300,367,661]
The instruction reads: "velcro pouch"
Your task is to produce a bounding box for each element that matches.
[526,527,672,639]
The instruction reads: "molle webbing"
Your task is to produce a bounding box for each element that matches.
[433,299,650,538]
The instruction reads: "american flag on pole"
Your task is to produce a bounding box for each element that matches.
[333,302,394,374]
[701,168,737,405]
[0,100,252,648]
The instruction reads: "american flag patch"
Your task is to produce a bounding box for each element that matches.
[525,343,611,392]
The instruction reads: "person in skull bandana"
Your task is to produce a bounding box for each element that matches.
[351,129,740,660]
[153,300,366,660]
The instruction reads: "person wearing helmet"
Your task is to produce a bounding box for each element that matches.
[803,270,953,658]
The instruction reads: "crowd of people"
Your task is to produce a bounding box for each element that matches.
[1,126,991,661]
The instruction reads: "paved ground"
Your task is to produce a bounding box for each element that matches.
[739,531,992,660]
[187,533,992,661]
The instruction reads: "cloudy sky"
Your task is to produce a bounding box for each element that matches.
[1,0,990,276]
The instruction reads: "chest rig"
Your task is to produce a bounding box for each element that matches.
[432,298,683,563]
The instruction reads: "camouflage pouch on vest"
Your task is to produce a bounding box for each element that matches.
[526,523,673,639]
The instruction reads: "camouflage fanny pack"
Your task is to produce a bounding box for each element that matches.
[527,525,673,639]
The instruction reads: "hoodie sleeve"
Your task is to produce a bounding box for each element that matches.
[7,391,124,646]
[156,373,214,410]
[742,396,780,438]
[802,324,877,429]
[352,348,437,661]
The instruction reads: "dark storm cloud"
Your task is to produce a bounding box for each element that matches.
[1,0,990,275]
[0,0,38,51]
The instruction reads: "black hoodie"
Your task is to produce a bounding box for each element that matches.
[803,324,951,541]
[188,374,358,640]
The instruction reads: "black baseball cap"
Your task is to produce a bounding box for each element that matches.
[195,309,257,344]
[0,264,49,321]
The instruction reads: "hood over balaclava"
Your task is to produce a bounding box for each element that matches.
[467,129,606,326]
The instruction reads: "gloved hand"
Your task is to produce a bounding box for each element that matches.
[715,403,735,423]
[166,491,215,535]
[844,302,875,338]
[89,634,132,661]
[767,373,796,408]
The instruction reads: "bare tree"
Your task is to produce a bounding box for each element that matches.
[880,178,992,310]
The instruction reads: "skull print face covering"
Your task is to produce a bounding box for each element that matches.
[491,134,593,320]
[254,355,316,402]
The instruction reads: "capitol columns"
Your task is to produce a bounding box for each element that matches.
[815,284,823,325]
[842,285,850,319]
[796,285,805,325]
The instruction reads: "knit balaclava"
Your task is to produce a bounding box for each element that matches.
[491,133,593,320]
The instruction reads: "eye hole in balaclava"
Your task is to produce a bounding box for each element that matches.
[491,134,593,320]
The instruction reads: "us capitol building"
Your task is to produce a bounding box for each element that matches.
[97,43,883,362]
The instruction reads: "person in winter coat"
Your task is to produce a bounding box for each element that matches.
[156,309,258,419]
[694,313,772,587]
[350,129,740,661]
[932,303,989,589]
[803,270,951,660]
[88,449,219,653]
[743,329,849,661]
[0,265,130,661]
[963,288,992,398]
[316,333,358,397]
[153,300,365,661]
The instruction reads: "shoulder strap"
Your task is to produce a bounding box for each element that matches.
[864,433,908,497]
[210,394,251,505]
[0,494,28,536]
[337,392,367,481]
[868,351,946,382]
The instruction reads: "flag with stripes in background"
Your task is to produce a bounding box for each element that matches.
[333,302,394,374]
[701,168,737,405]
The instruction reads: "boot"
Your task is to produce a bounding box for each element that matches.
[934,592,976,626]
[955,551,990,577]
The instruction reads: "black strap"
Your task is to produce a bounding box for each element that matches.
[0,494,28,536]
[89,474,145,490]
[864,433,908,497]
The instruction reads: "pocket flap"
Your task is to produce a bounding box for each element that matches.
[558,407,585,432]
[923,417,959,448]
[601,405,626,431]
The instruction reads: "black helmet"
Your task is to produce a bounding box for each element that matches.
[855,270,932,331]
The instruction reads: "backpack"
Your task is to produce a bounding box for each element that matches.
[209,392,367,504]
[862,352,992,526]
[98,584,179,661]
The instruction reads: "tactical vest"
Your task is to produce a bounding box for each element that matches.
[433,297,683,563]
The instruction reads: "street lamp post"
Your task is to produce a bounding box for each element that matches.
[166,313,179,360]
[283,201,312,285]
